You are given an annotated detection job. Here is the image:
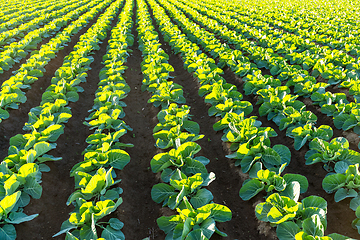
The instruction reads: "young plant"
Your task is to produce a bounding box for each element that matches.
[157,197,231,240]
[305,137,360,172]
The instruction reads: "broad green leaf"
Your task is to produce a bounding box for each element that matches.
[334,188,358,202]
[283,174,309,193]
[101,226,125,240]
[157,215,182,234]
[23,178,42,199]
[273,145,291,165]
[280,181,300,202]
[322,174,346,193]
[277,221,301,240]
[302,214,324,237]
[108,149,130,170]
[80,224,97,240]
[108,218,124,230]
[33,142,52,157]
[0,224,16,240]
[0,191,21,215]
[301,196,327,211]
[53,220,77,237]
[239,179,265,200]
[190,188,213,209]
[151,183,175,203]
[198,203,232,222]
[5,212,38,224]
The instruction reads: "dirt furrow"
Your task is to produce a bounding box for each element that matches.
[116,1,166,239]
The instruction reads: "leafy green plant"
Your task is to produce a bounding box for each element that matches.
[227,135,291,173]
[151,169,215,209]
[157,197,231,240]
[150,142,209,181]
[289,124,333,150]
[305,137,360,172]
[323,164,360,203]
[239,168,308,201]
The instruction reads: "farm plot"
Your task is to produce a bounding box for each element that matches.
[0,0,360,239]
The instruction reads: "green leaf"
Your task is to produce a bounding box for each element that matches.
[23,178,42,199]
[198,203,232,222]
[53,220,77,237]
[183,121,200,134]
[157,215,181,234]
[273,145,291,165]
[0,109,9,120]
[151,183,175,204]
[5,212,38,224]
[0,191,21,215]
[33,141,52,157]
[80,224,97,240]
[301,196,327,211]
[322,174,346,193]
[334,188,358,202]
[185,229,208,240]
[283,174,309,193]
[350,195,360,211]
[41,124,64,142]
[101,226,125,240]
[0,224,16,240]
[239,179,265,200]
[109,218,124,230]
[302,214,324,237]
[255,202,272,222]
[151,153,171,173]
[190,188,213,208]
[276,221,301,240]
[108,149,130,170]
[327,233,356,240]
[280,181,300,202]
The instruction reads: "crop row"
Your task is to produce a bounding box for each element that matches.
[54,0,134,238]
[214,0,360,55]
[146,0,360,238]
[0,0,110,123]
[179,0,360,145]
[137,0,232,238]
[0,0,122,238]
[0,0,359,239]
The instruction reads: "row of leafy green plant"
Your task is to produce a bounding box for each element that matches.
[137,0,232,239]
[211,0,360,57]
[53,0,133,238]
[0,0,92,73]
[170,0,360,236]
[146,0,356,238]
[0,0,62,32]
[185,0,360,147]
[0,0,122,238]
[0,0,80,48]
[0,0,110,123]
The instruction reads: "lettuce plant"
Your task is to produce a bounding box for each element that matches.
[289,124,333,150]
[305,137,360,172]
[157,197,231,240]
[323,164,360,203]
[227,135,291,173]
[150,142,209,182]
[151,169,215,209]
[240,168,308,201]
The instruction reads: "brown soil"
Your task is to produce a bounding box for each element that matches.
[1,0,359,240]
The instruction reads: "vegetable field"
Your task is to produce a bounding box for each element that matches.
[1,0,360,239]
